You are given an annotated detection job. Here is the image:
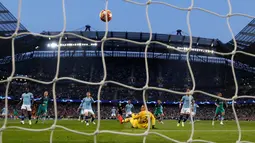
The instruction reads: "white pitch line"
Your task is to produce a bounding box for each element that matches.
[2,129,255,132]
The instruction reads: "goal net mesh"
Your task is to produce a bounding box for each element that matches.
[0,0,255,143]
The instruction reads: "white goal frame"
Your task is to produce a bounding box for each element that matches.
[0,0,255,143]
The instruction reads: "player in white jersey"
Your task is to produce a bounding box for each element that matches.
[78,92,96,126]
[111,107,116,119]
[125,100,134,117]
[18,87,34,125]
[177,88,194,127]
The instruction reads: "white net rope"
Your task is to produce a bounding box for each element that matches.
[0,0,255,143]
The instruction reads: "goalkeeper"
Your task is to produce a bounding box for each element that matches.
[35,91,49,124]
[120,105,156,129]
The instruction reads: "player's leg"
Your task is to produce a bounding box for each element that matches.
[212,109,220,126]
[159,113,164,124]
[111,113,116,119]
[117,111,123,124]
[177,114,184,126]
[79,114,83,122]
[121,116,134,124]
[90,110,96,124]
[177,108,186,127]
[41,108,47,123]
[80,109,84,123]
[20,105,26,124]
[35,105,41,124]
[27,106,32,125]
[181,108,190,126]
[183,114,190,123]
[191,112,196,123]
[220,109,225,125]
[130,118,138,128]
[84,110,90,126]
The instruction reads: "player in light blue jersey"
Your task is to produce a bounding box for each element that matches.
[190,103,199,123]
[177,88,194,127]
[78,101,83,121]
[18,87,34,125]
[111,107,116,119]
[1,107,7,118]
[78,92,95,126]
[125,100,134,117]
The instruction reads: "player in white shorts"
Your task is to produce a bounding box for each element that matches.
[78,92,95,126]
[18,87,34,125]
[111,107,116,119]
[177,88,194,127]
[125,100,134,117]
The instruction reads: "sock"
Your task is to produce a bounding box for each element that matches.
[213,114,217,121]
[91,115,95,122]
[42,115,46,123]
[183,114,189,122]
[178,115,183,123]
[159,116,163,122]
[85,116,88,123]
[221,115,224,121]
[80,115,83,120]
[21,113,25,121]
[28,112,31,120]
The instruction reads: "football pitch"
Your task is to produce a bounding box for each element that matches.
[1,120,255,143]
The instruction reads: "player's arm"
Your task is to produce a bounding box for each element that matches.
[78,100,83,110]
[215,99,219,107]
[90,97,95,103]
[179,96,184,108]
[125,104,128,112]
[132,112,141,119]
[31,94,34,105]
[17,94,23,105]
[225,101,228,108]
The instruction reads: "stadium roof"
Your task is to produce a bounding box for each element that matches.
[0,2,27,36]
[43,31,219,50]
[229,19,255,49]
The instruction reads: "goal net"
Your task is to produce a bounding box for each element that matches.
[0,0,255,143]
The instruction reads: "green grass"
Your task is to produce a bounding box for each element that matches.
[1,120,255,143]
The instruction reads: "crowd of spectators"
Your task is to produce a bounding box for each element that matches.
[0,57,254,120]
[1,102,255,121]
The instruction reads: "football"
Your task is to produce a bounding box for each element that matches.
[100,10,112,22]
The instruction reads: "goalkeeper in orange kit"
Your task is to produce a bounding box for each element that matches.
[119,105,157,129]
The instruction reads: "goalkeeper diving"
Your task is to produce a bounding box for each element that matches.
[118,105,156,129]
[35,91,49,124]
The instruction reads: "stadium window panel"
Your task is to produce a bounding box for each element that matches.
[243,26,251,33]
[246,36,253,42]
[251,27,255,33]
[237,35,246,41]
[248,36,255,42]
[247,26,254,33]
